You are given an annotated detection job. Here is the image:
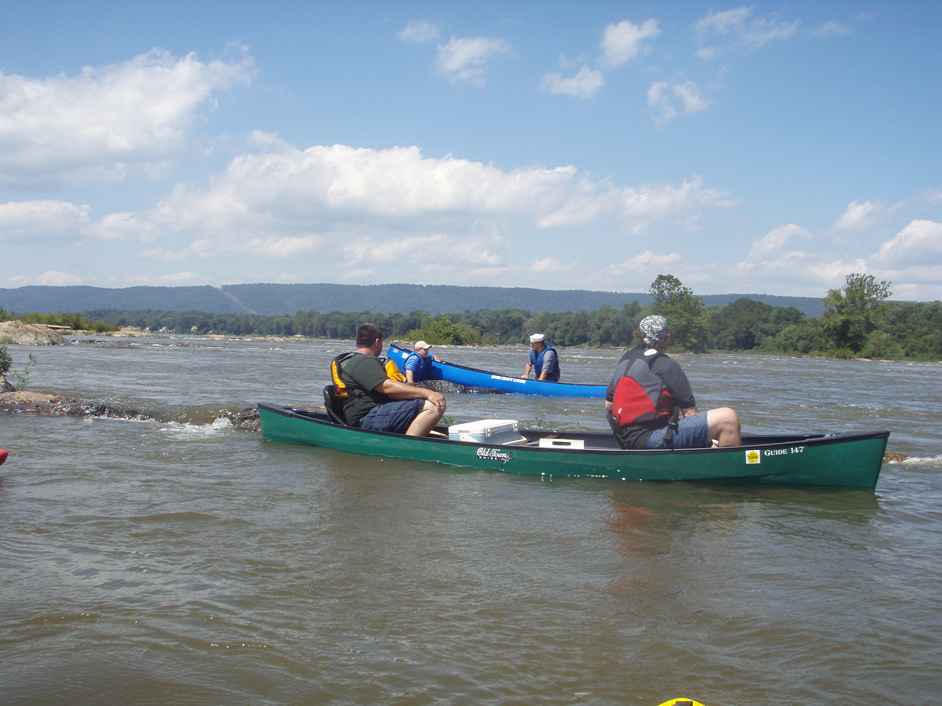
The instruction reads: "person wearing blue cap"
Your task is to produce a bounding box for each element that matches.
[605,315,741,449]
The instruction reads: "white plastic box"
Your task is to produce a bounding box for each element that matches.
[448,419,527,445]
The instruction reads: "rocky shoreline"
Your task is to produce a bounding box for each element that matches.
[0,320,67,345]
[0,390,264,432]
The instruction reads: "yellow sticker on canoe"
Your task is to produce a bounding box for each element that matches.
[745,449,761,464]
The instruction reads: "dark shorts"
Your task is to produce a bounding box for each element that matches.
[359,399,425,434]
[644,413,710,449]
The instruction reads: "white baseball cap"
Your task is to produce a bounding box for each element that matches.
[414,340,432,350]
[529,333,545,343]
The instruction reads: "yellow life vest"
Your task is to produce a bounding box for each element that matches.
[330,352,358,399]
[385,357,406,383]
[330,353,405,400]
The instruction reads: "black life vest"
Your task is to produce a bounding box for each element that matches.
[610,349,675,428]
[330,352,367,400]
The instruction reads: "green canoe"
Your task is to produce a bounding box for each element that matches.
[258,404,888,490]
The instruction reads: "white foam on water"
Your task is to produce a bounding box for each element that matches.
[93,413,153,424]
[888,454,942,466]
[159,416,233,437]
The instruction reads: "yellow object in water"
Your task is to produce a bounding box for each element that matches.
[658,699,706,706]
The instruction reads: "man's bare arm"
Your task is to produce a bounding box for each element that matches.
[377,379,445,407]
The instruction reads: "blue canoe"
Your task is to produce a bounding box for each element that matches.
[386,343,608,398]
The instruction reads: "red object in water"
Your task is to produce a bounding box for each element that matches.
[0,448,8,465]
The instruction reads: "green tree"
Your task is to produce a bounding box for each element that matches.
[822,273,892,352]
[405,316,482,345]
[760,319,829,355]
[649,274,709,352]
[711,298,806,350]
[860,331,905,359]
[0,344,11,375]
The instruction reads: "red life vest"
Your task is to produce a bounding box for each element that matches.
[610,350,675,428]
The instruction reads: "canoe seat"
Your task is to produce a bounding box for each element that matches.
[322,385,349,426]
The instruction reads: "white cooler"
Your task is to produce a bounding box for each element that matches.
[448,419,527,446]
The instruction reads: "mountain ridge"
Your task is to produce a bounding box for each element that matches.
[0,283,826,317]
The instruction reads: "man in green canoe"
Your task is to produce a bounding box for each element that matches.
[330,323,446,436]
[606,315,741,449]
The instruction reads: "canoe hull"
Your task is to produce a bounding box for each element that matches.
[386,343,607,398]
[258,404,888,490]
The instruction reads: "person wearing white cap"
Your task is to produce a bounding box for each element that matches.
[404,340,439,384]
[523,333,561,382]
[605,315,741,449]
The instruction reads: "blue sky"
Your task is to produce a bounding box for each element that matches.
[2,1,941,299]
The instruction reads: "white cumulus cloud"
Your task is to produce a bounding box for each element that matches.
[601,19,660,67]
[398,20,440,43]
[876,219,942,265]
[244,235,325,257]
[0,200,90,240]
[647,81,709,123]
[0,49,254,186]
[834,200,878,231]
[144,142,731,241]
[10,271,85,286]
[747,224,812,260]
[436,37,510,85]
[608,251,681,275]
[542,66,605,99]
[695,6,799,57]
[83,211,161,241]
[345,234,505,273]
[81,140,732,273]
[530,257,572,273]
[813,21,851,38]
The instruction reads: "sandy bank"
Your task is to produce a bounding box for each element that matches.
[0,321,66,345]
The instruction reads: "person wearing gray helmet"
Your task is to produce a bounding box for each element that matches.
[605,315,741,449]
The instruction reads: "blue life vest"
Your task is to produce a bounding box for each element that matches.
[528,344,560,381]
[404,352,432,381]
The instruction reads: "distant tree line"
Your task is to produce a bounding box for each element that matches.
[4,275,940,360]
[0,308,115,333]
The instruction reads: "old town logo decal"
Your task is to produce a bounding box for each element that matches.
[476,447,511,463]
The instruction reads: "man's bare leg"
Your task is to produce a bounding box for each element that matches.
[707,407,741,447]
[405,399,446,437]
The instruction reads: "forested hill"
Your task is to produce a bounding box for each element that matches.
[0,283,825,316]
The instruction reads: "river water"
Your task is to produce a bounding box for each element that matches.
[1,337,940,705]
